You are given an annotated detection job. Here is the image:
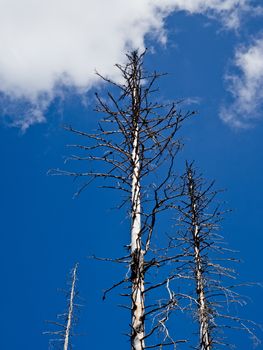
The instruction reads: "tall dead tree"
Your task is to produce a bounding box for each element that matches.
[171,163,260,349]
[52,51,194,349]
[50,52,261,350]
[44,264,79,350]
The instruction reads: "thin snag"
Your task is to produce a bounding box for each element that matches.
[44,264,80,350]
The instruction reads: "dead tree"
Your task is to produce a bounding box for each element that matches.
[171,163,260,349]
[44,263,79,350]
[51,51,194,349]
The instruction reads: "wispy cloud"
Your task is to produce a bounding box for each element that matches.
[0,0,258,129]
[220,34,263,128]
[163,0,255,29]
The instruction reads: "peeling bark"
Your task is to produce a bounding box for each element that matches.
[130,57,145,350]
[193,224,211,350]
[188,171,212,350]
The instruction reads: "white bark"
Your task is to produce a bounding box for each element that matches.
[191,191,211,350]
[193,223,211,350]
[130,69,145,350]
[64,264,78,350]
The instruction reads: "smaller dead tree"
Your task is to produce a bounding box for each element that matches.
[44,263,79,350]
[170,163,260,349]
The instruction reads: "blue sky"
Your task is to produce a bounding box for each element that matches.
[0,1,263,349]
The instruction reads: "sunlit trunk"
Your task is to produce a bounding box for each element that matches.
[64,264,78,350]
[193,223,211,350]
[130,65,145,350]
[190,181,211,350]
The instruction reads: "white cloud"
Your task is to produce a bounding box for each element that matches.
[162,0,252,29]
[220,35,263,128]
[0,0,256,129]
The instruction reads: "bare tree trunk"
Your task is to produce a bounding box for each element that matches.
[44,263,79,349]
[189,177,211,350]
[64,263,78,350]
[130,59,145,350]
[193,224,211,350]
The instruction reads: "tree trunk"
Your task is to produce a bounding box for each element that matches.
[190,181,211,350]
[130,59,145,350]
[193,223,211,350]
[64,264,78,350]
